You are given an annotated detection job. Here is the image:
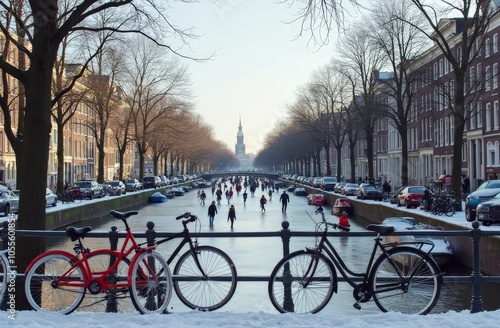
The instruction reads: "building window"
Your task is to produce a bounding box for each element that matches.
[477,99,483,129]
[445,117,449,145]
[486,102,492,132]
[495,101,499,130]
[450,116,454,145]
[434,62,438,80]
[494,63,499,89]
[486,65,491,91]
[486,37,491,57]
[470,103,476,130]
[494,34,499,53]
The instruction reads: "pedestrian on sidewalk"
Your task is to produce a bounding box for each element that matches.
[260,195,267,212]
[208,201,218,228]
[227,204,236,229]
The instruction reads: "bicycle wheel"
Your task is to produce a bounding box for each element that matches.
[25,253,86,314]
[130,251,172,314]
[268,249,336,314]
[0,254,7,305]
[173,245,237,311]
[444,202,456,217]
[370,247,441,315]
[77,250,134,313]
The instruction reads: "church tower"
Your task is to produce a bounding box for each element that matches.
[235,116,246,157]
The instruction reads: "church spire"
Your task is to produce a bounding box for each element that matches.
[235,116,245,156]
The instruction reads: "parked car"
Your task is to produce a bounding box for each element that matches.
[334,181,346,194]
[357,184,383,201]
[307,193,325,205]
[397,186,426,208]
[73,180,104,199]
[476,193,500,226]
[143,176,161,189]
[311,177,323,188]
[108,180,126,195]
[0,187,19,216]
[390,186,406,204]
[320,177,337,191]
[287,184,297,192]
[45,188,58,207]
[293,187,307,196]
[159,175,169,187]
[125,179,143,192]
[342,183,359,196]
[465,180,500,221]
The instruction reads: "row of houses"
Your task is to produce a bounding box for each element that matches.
[0,53,139,188]
[325,13,500,192]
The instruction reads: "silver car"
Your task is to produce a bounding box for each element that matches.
[0,188,19,216]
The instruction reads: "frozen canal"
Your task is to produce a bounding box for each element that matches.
[50,182,499,315]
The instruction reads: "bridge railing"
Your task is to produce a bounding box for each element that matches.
[2,220,499,313]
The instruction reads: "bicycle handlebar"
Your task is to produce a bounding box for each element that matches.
[326,221,350,232]
[175,212,198,224]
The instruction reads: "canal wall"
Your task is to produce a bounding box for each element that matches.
[46,188,161,229]
[304,185,500,275]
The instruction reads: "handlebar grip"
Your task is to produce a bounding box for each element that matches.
[176,212,189,220]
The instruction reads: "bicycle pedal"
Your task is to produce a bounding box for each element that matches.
[353,303,361,310]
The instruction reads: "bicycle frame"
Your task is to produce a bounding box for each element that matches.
[24,219,157,293]
[154,216,207,276]
[307,220,436,299]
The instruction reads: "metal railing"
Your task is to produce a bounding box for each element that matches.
[2,219,500,313]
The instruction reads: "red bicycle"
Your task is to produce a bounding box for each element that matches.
[24,210,172,314]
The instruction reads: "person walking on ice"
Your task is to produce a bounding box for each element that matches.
[260,195,267,212]
[279,190,290,213]
[227,204,236,229]
[242,189,248,205]
[208,201,218,228]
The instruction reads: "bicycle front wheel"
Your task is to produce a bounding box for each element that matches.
[268,249,336,314]
[130,251,172,314]
[173,245,237,311]
[25,253,86,314]
[78,250,134,313]
[370,247,441,315]
[0,254,8,305]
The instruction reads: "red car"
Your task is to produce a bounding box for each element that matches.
[397,186,426,208]
[308,193,325,205]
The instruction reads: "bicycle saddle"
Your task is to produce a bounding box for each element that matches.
[109,210,138,219]
[367,224,395,234]
[66,226,92,241]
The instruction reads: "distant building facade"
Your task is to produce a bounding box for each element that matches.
[235,116,246,156]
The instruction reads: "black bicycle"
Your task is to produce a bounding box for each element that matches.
[155,212,238,311]
[268,207,442,315]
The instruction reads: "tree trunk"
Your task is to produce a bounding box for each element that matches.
[16,48,56,309]
[97,142,105,183]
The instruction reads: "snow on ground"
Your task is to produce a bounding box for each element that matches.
[4,308,500,328]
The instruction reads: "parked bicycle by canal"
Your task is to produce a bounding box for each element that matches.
[268,206,443,315]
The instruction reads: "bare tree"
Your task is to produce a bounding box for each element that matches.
[123,36,190,181]
[335,23,387,181]
[369,0,428,187]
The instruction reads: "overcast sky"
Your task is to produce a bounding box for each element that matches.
[170,1,347,154]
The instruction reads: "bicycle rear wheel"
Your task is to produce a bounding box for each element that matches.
[0,254,7,305]
[25,253,86,314]
[268,249,336,314]
[173,245,237,311]
[77,250,134,313]
[130,251,172,314]
[370,247,441,314]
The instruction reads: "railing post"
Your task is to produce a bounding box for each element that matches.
[105,225,119,313]
[1,220,7,250]
[280,220,294,312]
[145,221,156,310]
[146,221,156,247]
[1,221,8,311]
[470,220,484,313]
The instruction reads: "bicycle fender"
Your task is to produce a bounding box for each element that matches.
[24,250,78,274]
